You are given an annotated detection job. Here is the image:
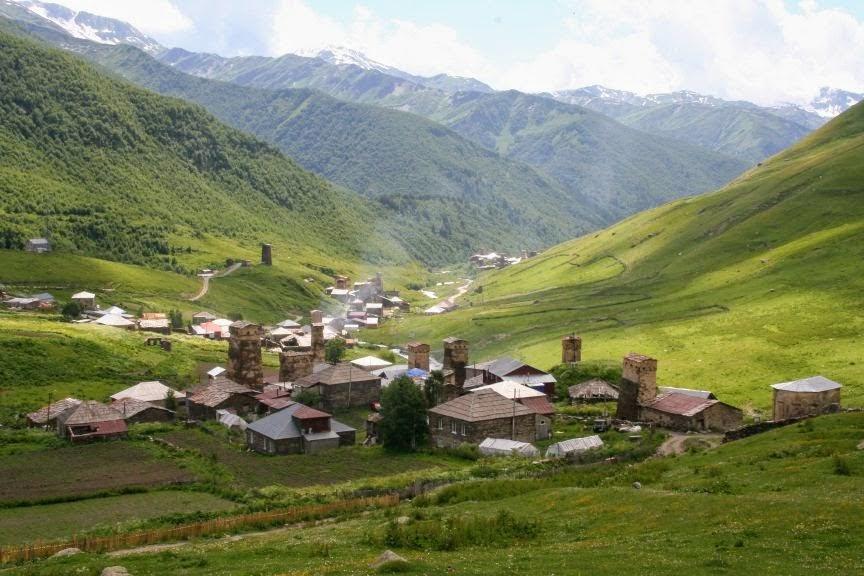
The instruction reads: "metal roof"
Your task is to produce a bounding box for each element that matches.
[471,380,546,399]
[351,356,393,369]
[294,362,382,388]
[247,403,355,440]
[568,379,619,400]
[658,387,715,399]
[645,392,718,417]
[111,398,173,418]
[771,376,842,393]
[71,291,95,299]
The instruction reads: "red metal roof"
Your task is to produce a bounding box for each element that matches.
[293,406,331,420]
[646,392,716,416]
[519,396,556,416]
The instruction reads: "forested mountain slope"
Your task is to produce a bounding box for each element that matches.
[382,101,864,409]
[0,29,405,270]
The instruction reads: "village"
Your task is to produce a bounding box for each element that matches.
[9,266,845,459]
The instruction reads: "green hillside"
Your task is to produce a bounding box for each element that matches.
[82,43,599,264]
[617,102,813,164]
[379,102,864,410]
[432,91,748,219]
[0,28,406,271]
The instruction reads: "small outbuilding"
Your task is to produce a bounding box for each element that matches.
[545,435,604,459]
[640,392,743,432]
[771,376,842,421]
[568,379,620,403]
[186,378,259,421]
[95,314,135,329]
[25,238,51,253]
[293,362,382,411]
[478,437,539,458]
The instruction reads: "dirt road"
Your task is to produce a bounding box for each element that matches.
[189,262,242,302]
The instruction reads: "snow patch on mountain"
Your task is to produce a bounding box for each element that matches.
[301,45,394,74]
[11,0,162,53]
[805,87,864,118]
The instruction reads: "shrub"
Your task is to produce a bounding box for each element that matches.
[833,454,852,476]
[61,301,81,319]
[382,510,538,551]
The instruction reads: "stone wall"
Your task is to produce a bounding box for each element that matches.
[321,380,381,411]
[428,413,537,448]
[773,388,841,420]
[279,349,313,382]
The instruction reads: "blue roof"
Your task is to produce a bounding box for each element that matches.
[406,368,428,378]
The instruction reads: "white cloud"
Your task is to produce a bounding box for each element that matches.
[500,0,864,104]
[269,0,491,80]
[56,0,194,35]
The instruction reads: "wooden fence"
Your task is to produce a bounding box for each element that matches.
[0,494,398,565]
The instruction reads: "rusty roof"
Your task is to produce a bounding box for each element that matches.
[429,389,534,422]
[518,396,556,416]
[293,405,332,420]
[645,392,718,417]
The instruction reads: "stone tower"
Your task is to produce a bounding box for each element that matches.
[372,272,383,295]
[407,342,430,372]
[279,348,314,382]
[261,243,272,266]
[310,309,325,363]
[227,321,265,390]
[562,334,582,364]
[443,337,469,393]
[616,353,658,421]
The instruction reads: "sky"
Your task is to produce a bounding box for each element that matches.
[49,0,864,105]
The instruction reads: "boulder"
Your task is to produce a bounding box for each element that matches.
[632,481,642,490]
[370,550,408,570]
[101,567,130,576]
[51,547,82,557]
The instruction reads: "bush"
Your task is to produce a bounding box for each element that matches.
[61,301,81,319]
[382,510,538,551]
[833,454,852,476]
[325,338,346,363]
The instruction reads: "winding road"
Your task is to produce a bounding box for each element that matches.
[189,262,242,302]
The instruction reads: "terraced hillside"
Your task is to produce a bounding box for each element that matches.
[380,102,864,410]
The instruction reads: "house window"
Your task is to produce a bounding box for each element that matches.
[450,420,457,434]
[460,423,467,436]
[437,418,444,430]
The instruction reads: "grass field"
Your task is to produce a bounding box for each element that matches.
[6,413,861,575]
[0,441,197,504]
[157,427,465,489]
[0,491,235,546]
[376,103,864,412]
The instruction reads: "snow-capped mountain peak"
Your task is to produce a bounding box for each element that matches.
[10,0,162,54]
[806,87,864,118]
[300,45,394,74]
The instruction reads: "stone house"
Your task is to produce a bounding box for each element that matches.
[111,398,175,424]
[56,401,128,442]
[293,362,381,411]
[771,376,842,420]
[186,378,259,421]
[245,402,356,454]
[640,392,743,432]
[71,291,96,310]
[428,389,539,448]
[470,380,556,440]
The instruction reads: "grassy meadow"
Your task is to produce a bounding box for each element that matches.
[376,103,864,412]
[4,412,861,575]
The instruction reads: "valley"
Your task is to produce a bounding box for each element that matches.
[0,2,862,575]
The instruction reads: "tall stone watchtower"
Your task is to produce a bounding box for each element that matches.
[227,321,265,390]
[443,337,469,393]
[562,334,582,364]
[407,342,430,372]
[615,353,658,421]
[310,309,325,363]
[261,243,273,266]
